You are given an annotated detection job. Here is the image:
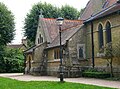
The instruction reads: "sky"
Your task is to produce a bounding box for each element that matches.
[0,0,89,44]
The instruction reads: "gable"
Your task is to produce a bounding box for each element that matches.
[80,0,117,20]
[85,2,120,23]
[80,0,103,20]
[35,17,83,48]
[39,18,83,44]
[35,20,45,45]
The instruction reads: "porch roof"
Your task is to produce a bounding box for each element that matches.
[46,25,83,49]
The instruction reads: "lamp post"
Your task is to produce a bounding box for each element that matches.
[56,17,64,82]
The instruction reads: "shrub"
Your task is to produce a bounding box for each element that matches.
[0,47,24,73]
[82,72,111,78]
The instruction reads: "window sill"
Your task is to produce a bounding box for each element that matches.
[54,59,60,61]
[48,59,60,63]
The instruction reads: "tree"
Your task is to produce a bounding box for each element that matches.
[24,2,80,46]
[24,2,61,46]
[0,2,15,46]
[0,46,6,72]
[0,2,15,72]
[99,40,120,77]
[103,43,113,77]
[99,43,114,77]
[61,5,79,20]
[113,38,120,60]
[0,47,24,73]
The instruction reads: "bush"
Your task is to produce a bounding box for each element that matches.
[0,47,24,73]
[82,72,111,78]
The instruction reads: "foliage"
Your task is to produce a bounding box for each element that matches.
[0,3,15,72]
[99,43,114,77]
[0,47,24,73]
[0,77,115,89]
[24,2,61,45]
[82,68,111,78]
[0,2,15,45]
[82,72,111,78]
[61,5,79,20]
[24,2,80,46]
[103,43,113,59]
[99,38,120,77]
[112,39,120,60]
[0,45,6,72]
[99,41,120,77]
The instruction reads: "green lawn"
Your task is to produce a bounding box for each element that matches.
[0,77,116,89]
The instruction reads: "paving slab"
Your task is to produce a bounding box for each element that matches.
[0,73,120,88]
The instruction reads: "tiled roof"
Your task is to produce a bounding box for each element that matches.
[47,25,83,48]
[40,18,83,43]
[107,0,117,7]
[80,0,94,20]
[25,19,83,52]
[24,45,36,54]
[80,0,117,20]
[85,2,120,23]
[102,0,117,8]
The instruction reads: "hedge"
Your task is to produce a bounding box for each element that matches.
[82,72,111,78]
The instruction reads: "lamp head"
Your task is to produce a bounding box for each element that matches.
[56,17,64,26]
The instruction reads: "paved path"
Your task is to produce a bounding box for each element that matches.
[0,73,120,89]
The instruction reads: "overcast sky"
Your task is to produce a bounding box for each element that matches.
[0,0,89,44]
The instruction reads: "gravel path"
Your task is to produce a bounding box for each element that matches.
[0,73,120,88]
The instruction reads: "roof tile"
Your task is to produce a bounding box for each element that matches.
[40,18,83,43]
[85,3,120,22]
[47,25,83,48]
[80,0,117,20]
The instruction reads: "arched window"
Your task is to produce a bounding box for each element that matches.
[37,34,44,44]
[106,21,112,43]
[98,24,104,49]
[39,34,43,43]
[79,47,83,58]
[38,38,39,44]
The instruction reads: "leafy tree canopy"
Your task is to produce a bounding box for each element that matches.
[61,5,79,20]
[24,2,61,45]
[0,2,15,45]
[24,2,80,46]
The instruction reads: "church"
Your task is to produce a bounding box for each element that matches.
[24,0,120,77]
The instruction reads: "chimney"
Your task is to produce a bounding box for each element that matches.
[22,38,27,47]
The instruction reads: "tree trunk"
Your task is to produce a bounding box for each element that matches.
[110,58,113,77]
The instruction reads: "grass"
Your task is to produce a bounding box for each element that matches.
[0,77,117,89]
